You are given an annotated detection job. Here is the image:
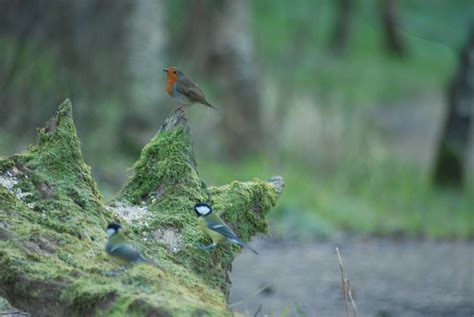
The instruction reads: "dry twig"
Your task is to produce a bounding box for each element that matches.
[346,278,357,317]
[336,247,349,317]
[253,304,263,317]
[336,247,357,317]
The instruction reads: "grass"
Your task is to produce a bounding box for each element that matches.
[197,154,474,239]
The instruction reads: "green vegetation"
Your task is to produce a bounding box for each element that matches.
[252,0,471,107]
[199,156,474,239]
[191,0,474,239]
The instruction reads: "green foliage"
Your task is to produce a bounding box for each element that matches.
[252,0,472,108]
[199,155,474,239]
[0,34,63,94]
[189,0,474,239]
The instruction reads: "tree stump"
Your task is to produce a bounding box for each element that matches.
[0,99,283,316]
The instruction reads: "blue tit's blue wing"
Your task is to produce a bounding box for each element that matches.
[205,217,258,254]
[108,243,146,263]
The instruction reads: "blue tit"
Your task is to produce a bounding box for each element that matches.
[193,203,258,254]
[105,223,164,272]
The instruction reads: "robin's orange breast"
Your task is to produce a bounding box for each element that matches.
[166,78,176,96]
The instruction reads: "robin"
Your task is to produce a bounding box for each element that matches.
[163,67,218,112]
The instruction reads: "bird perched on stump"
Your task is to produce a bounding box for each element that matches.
[193,203,258,254]
[105,223,164,273]
[163,67,218,112]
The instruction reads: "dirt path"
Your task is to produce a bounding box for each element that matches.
[230,238,474,317]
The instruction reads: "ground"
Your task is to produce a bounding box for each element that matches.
[230,237,474,317]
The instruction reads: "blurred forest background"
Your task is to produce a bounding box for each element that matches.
[1,0,473,241]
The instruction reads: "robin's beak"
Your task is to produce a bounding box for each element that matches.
[163,68,168,72]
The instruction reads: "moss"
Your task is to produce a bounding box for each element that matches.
[0,158,14,173]
[118,112,203,204]
[126,298,172,317]
[114,110,281,293]
[0,297,9,312]
[0,101,282,316]
[61,277,118,314]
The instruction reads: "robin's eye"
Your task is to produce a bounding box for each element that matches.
[173,71,177,75]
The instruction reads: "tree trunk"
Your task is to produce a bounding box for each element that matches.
[378,0,407,56]
[0,99,283,316]
[433,23,474,188]
[329,0,355,55]
[177,0,263,160]
[118,0,168,156]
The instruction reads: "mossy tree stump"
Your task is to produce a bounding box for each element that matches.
[0,100,283,316]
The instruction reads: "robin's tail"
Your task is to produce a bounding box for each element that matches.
[203,101,220,113]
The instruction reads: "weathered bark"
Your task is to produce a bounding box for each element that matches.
[177,0,263,160]
[0,99,283,316]
[329,0,355,54]
[378,0,407,56]
[433,23,474,188]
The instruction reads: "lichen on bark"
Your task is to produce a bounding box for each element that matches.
[0,99,283,316]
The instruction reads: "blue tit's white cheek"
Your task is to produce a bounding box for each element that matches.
[196,205,211,215]
[107,228,115,237]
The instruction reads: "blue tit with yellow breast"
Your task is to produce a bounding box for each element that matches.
[105,223,164,272]
[193,203,258,254]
